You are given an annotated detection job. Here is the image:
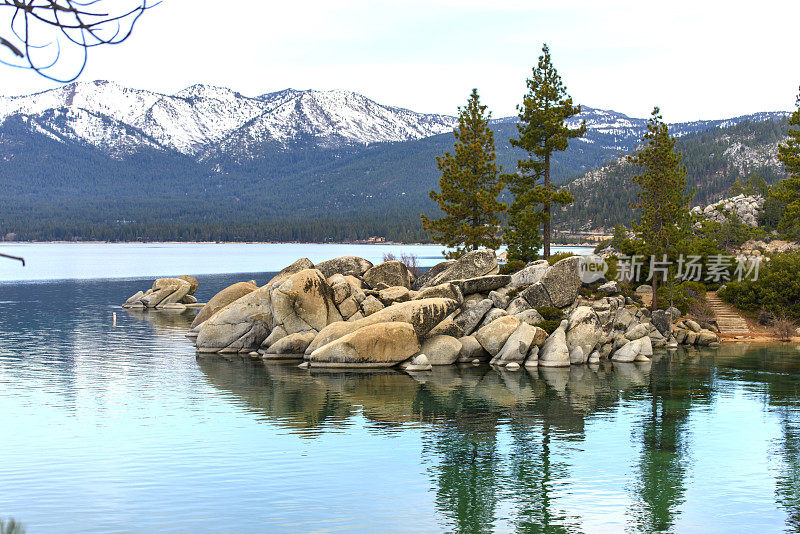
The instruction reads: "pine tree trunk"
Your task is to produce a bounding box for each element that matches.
[544,153,551,259]
[651,273,658,311]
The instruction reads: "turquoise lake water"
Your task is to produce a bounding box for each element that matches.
[1,245,800,532]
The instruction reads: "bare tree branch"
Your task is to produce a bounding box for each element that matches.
[0,0,157,82]
[0,252,25,265]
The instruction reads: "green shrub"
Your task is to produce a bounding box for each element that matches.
[657,284,692,314]
[681,280,707,299]
[547,252,575,266]
[534,320,562,334]
[655,280,709,315]
[718,251,800,319]
[499,259,525,275]
[537,306,564,321]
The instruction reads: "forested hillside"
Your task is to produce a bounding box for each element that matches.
[0,83,789,242]
[559,118,789,232]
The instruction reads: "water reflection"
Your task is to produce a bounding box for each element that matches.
[196,345,800,533]
[4,276,800,532]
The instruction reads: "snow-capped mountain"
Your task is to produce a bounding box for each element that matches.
[0,80,789,165]
[0,81,459,159]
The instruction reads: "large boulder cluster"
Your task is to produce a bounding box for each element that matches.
[123,275,201,311]
[690,194,765,227]
[672,319,721,347]
[138,250,720,370]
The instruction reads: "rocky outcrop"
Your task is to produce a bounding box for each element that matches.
[565,306,602,364]
[154,250,722,371]
[307,322,420,368]
[540,256,582,308]
[270,269,342,335]
[419,335,462,365]
[262,332,316,358]
[691,194,765,227]
[538,320,570,367]
[363,261,413,289]
[265,258,315,288]
[315,256,373,279]
[475,316,521,356]
[455,275,511,296]
[191,281,258,328]
[490,322,537,366]
[508,260,548,289]
[423,249,498,287]
[195,285,273,353]
[124,277,197,310]
[304,297,458,356]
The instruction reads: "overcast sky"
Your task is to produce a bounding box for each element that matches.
[1,0,798,121]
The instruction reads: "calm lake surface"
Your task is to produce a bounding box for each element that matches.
[0,243,591,283]
[2,246,800,532]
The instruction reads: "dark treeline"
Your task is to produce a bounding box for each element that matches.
[0,111,790,242]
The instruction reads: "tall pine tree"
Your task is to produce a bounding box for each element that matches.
[504,44,585,261]
[422,88,506,258]
[628,108,691,310]
[774,88,800,238]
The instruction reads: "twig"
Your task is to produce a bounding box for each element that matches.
[0,252,25,266]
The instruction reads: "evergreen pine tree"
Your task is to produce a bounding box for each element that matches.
[504,43,586,261]
[628,108,691,310]
[421,88,506,258]
[774,88,800,238]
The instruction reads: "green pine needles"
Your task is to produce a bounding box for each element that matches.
[628,107,691,309]
[422,88,506,259]
[774,88,800,238]
[504,44,586,261]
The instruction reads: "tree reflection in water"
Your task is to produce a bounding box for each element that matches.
[195,343,800,533]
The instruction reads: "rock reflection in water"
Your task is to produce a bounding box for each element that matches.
[197,358,656,435]
[197,355,658,532]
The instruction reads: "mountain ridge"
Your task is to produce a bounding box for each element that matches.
[0,80,792,242]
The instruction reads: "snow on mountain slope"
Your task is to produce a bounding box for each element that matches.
[0,81,458,159]
[203,89,459,160]
[0,80,789,163]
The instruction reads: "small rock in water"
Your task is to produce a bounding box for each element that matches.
[248,352,259,357]
[505,362,520,371]
[472,359,481,365]
[298,362,309,369]
[405,353,433,372]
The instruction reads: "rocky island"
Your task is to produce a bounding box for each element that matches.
[124,250,720,371]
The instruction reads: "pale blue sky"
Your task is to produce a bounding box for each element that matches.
[1,0,798,121]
